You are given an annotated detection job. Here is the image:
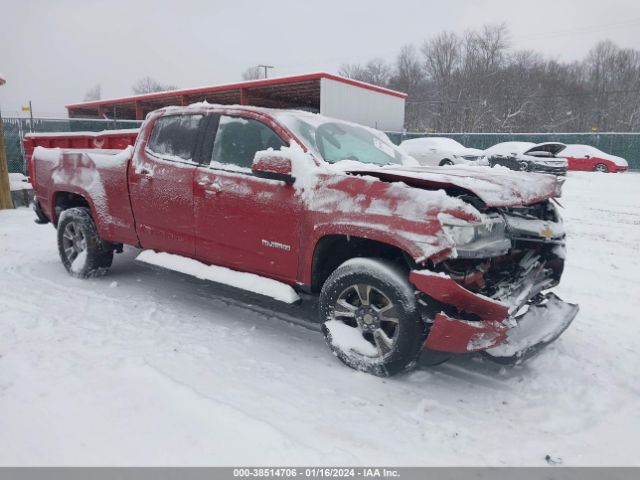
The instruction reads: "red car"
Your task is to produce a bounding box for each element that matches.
[562,144,629,173]
[31,104,578,376]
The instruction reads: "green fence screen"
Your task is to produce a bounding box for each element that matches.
[1,117,142,174]
[2,116,639,172]
[384,131,640,170]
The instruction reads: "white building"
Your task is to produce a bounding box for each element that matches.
[66,72,407,131]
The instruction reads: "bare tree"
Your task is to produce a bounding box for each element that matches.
[242,66,264,80]
[84,84,101,101]
[132,77,178,94]
[339,25,640,132]
[340,59,392,87]
[339,63,366,80]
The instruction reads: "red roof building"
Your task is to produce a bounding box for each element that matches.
[66,72,407,131]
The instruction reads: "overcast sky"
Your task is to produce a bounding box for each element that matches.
[1,0,639,117]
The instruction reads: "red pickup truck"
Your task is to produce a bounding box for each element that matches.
[31,104,578,376]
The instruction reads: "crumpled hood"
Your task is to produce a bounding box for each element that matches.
[342,164,564,207]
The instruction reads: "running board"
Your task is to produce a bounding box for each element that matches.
[136,250,301,304]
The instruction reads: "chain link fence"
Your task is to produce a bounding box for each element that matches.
[385,131,640,170]
[1,117,142,174]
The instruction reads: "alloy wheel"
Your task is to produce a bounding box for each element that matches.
[331,283,401,359]
[61,221,87,264]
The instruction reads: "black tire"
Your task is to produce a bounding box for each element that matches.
[319,258,426,377]
[33,200,50,224]
[519,161,530,171]
[593,163,609,173]
[439,159,454,166]
[57,207,113,278]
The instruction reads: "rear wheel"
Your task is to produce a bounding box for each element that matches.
[594,163,609,173]
[519,161,529,171]
[439,159,454,166]
[319,258,426,377]
[57,207,113,278]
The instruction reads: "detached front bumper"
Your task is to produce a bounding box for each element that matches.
[409,270,578,364]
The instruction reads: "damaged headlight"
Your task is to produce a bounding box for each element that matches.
[440,214,511,258]
[442,221,476,245]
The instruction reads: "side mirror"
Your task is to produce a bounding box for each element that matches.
[584,155,591,159]
[252,151,295,184]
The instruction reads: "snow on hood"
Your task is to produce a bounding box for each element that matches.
[338,164,563,207]
[609,155,629,167]
[460,147,483,156]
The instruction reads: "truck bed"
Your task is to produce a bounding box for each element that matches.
[32,146,139,246]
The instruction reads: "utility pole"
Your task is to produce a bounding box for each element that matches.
[257,64,274,79]
[0,73,15,209]
[29,100,34,132]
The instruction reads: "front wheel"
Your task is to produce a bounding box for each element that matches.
[439,159,454,166]
[57,207,113,278]
[594,163,609,173]
[319,258,426,376]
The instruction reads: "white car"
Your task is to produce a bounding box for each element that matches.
[398,137,487,167]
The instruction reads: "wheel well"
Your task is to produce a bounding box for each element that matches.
[53,192,90,224]
[439,159,453,166]
[310,235,413,293]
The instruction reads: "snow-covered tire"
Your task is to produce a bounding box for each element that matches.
[57,207,113,279]
[594,163,609,173]
[319,258,426,377]
[439,159,454,166]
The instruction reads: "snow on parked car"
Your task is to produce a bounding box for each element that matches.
[561,144,629,173]
[484,141,568,175]
[398,137,488,167]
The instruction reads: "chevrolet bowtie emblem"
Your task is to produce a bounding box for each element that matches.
[540,224,554,240]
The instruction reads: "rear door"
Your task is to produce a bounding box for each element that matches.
[194,114,302,282]
[128,113,205,256]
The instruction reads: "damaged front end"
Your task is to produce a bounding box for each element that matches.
[412,199,578,364]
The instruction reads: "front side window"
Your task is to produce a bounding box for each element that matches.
[211,116,286,170]
[147,114,204,162]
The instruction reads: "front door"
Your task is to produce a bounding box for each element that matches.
[128,113,205,256]
[194,114,302,283]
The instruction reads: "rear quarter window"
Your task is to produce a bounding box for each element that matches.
[147,114,204,162]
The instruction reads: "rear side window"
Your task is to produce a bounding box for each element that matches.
[211,116,286,170]
[147,114,204,162]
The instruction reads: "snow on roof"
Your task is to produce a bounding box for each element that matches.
[66,72,407,109]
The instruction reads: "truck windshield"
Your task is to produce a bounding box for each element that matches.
[277,114,406,166]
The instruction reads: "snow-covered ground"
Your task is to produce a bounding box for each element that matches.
[0,172,638,466]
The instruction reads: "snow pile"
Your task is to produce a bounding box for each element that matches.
[8,173,32,192]
[324,320,377,357]
[137,250,300,304]
[0,172,639,465]
[70,251,87,274]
